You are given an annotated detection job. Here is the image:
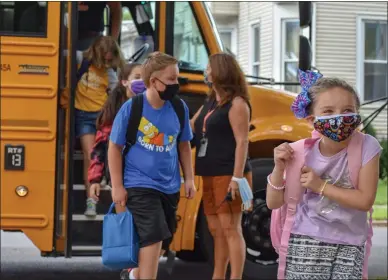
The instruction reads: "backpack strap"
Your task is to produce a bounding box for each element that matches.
[76,58,91,84]
[277,135,321,279]
[347,131,364,187]
[346,132,371,279]
[170,96,185,142]
[122,94,144,158]
[277,139,306,280]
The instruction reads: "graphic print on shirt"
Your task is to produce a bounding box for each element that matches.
[79,70,104,90]
[138,116,176,152]
[315,173,352,215]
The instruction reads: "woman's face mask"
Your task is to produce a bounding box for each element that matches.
[204,69,212,88]
[313,113,361,142]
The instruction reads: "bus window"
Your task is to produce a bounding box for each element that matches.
[173,2,209,72]
[120,2,156,62]
[0,1,47,37]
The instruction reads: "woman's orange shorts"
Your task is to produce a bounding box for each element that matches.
[202,172,253,216]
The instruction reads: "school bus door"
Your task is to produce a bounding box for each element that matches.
[0,1,62,253]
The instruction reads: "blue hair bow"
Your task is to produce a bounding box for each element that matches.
[291,69,323,119]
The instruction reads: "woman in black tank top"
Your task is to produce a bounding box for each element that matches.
[191,53,251,280]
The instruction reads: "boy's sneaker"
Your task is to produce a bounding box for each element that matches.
[84,198,97,216]
[120,268,133,279]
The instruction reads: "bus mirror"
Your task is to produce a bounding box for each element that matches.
[135,4,150,24]
[299,35,312,71]
[299,2,312,28]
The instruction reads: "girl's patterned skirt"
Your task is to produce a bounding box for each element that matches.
[285,234,364,280]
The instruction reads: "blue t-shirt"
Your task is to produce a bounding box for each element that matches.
[110,95,193,194]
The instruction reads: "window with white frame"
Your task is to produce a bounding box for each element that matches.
[219,28,237,55]
[359,19,387,101]
[251,23,260,77]
[282,19,300,93]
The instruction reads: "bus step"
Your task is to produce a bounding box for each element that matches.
[71,245,101,257]
[71,218,103,247]
[71,184,112,215]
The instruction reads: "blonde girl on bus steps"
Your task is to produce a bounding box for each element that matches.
[267,70,382,280]
[74,35,125,216]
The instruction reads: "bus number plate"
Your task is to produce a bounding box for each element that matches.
[4,145,25,171]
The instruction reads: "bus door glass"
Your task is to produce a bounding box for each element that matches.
[120,1,159,61]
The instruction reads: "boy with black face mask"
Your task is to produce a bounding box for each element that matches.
[108,52,196,280]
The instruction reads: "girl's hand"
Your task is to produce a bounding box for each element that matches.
[274,143,294,171]
[90,183,101,201]
[228,180,240,200]
[300,166,324,193]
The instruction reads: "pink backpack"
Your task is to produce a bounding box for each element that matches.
[270,131,374,280]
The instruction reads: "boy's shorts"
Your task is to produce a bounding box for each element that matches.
[126,187,180,251]
[74,109,100,138]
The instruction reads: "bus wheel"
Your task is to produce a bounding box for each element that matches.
[175,207,208,263]
[241,190,278,279]
[241,158,278,279]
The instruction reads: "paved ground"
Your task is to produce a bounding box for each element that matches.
[1,229,387,280]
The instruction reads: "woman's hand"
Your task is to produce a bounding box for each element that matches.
[228,180,240,200]
[89,183,101,201]
[300,166,324,193]
[274,143,294,171]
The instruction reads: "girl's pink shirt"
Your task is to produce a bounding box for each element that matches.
[291,134,382,246]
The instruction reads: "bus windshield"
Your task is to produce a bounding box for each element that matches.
[203,2,224,53]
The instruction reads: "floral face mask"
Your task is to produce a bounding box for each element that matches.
[313,113,362,142]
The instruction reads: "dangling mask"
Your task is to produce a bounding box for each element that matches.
[130,79,146,95]
[313,113,362,142]
[204,71,212,88]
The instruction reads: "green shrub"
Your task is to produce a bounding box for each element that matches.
[363,122,377,138]
[361,122,387,179]
[380,139,388,179]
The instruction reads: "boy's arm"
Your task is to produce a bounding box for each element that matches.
[108,141,124,189]
[108,100,132,188]
[178,101,194,182]
[179,141,194,182]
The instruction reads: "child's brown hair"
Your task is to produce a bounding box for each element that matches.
[208,52,250,106]
[307,77,361,115]
[96,63,142,129]
[84,35,125,70]
[141,52,178,87]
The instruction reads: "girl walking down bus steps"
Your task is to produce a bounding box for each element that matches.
[268,69,382,280]
[73,36,125,216]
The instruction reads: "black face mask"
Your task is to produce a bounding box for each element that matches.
[155,78,179,101]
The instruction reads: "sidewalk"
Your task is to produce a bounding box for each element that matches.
[372,205,387,227]
[373,220,387,227]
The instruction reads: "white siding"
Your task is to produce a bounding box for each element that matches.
[315,2,387,84]
[210,2,239,16]
[315,2,387,139]
[238,2,273,78]
[360,105,388,140]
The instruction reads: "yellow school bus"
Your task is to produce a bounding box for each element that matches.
[0,1,313,278]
